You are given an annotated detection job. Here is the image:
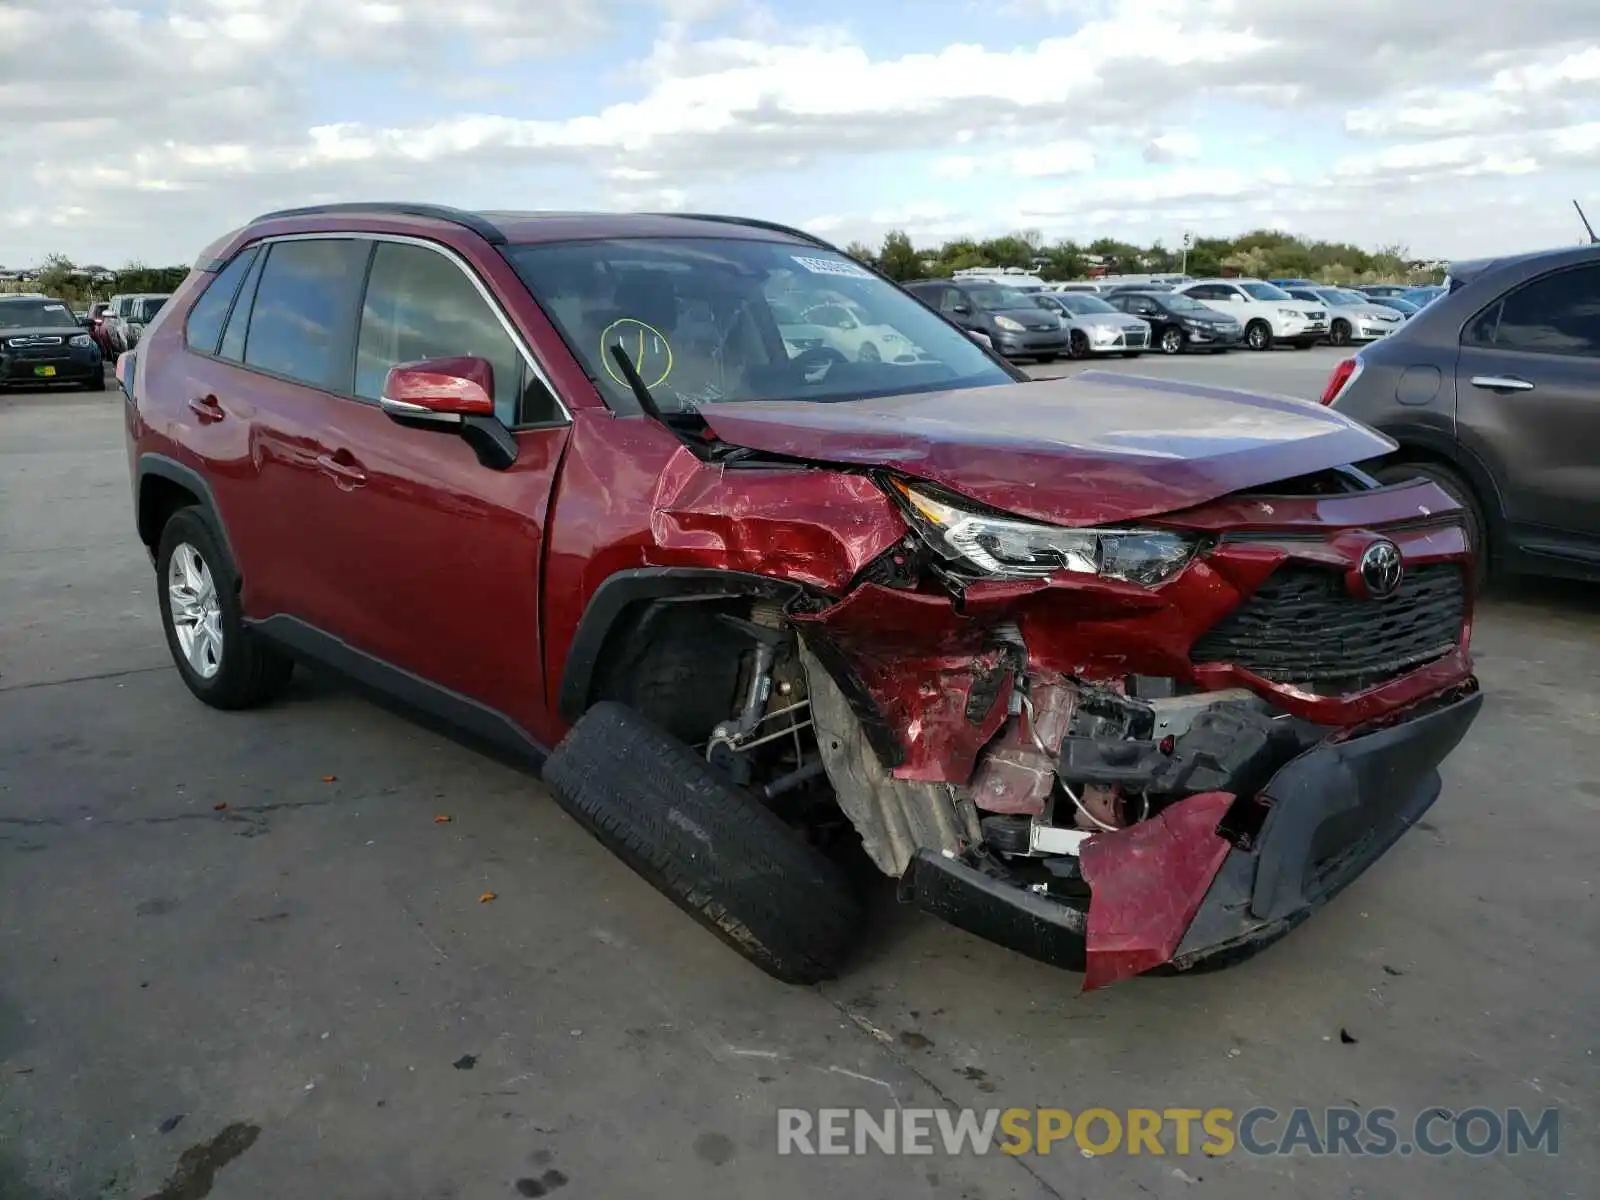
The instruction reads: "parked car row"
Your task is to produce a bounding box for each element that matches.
[901,275,1339,359]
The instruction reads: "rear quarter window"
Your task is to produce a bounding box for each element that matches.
[185,249,259,355]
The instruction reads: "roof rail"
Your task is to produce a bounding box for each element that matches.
[247,203,507,245]
[648,212,839,251]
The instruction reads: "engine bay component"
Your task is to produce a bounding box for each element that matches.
[1059,692,1310,799]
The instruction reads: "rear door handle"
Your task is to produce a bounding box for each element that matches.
[1470,375,1534,392]
[187,394,225,423]
[315,451,367,488]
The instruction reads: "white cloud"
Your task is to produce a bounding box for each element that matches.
[1,0,1599,265]
[1142,131,1201,164]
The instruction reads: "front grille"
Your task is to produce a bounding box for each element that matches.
[1190,563,1466,688]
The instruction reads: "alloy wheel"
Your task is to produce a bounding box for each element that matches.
[167,542,224,679]
[1161,328,1184,354]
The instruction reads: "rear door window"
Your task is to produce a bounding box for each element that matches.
[1465,264,1600,358]
[242,239,368,390]
[355,241,556,425]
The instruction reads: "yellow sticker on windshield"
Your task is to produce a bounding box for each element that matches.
[600,319,673,390]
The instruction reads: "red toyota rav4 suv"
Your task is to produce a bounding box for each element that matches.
[124,204,1482,989]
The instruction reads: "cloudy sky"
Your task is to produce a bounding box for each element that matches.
[3,0,1599,267]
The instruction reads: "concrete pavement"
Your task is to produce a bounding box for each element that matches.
[1,361,1595,1200]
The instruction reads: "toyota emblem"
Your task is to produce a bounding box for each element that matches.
[1359,539,1404,598]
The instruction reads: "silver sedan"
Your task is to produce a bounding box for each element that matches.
[1033,292,1152,358]
[1286,287,1407,347]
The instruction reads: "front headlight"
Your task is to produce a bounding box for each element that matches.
[885,479,1199,586]
[993,316,1025,332]
[1090,325,1116,342]
[69,334,93,348]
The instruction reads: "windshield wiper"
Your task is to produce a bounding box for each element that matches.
[605,343,751,461]
[607,344,705,430]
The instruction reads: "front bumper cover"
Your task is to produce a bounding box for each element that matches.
[902,685,1482,988]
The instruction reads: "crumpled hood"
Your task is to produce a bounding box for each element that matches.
[701,371,1397,526]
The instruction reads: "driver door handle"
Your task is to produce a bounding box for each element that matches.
[315,451,367,488]
[187,394,225,423]
[1470,375,1534,392]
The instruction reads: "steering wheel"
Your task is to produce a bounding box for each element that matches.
[791,345,849,379]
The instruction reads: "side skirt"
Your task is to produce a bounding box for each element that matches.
[247,614,550,769]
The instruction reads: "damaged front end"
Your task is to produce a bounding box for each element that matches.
[777,467,1483,989]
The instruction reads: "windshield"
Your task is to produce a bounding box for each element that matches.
[134,297,169,322]
[1162,293,1212,313]
[1056,293,1117,315]
[507,238,1012,412]
[1316,289,1362,307]
[1239,282,1293,301]
[0,299,78,330]
[963,284,1037,311]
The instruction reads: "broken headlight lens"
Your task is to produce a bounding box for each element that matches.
[886,479,1199,587]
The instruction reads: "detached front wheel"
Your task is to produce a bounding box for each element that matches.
[543,702,862,984]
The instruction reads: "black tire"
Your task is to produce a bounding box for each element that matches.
[1329,319,1352,347]
[543,702,862,984]
[858,341,880,363]
[1371,460,1489,589]
[84,371,106,392]
[1067,329,1090,360]
[155,507,294,709]
[1159,327,1186,355]
[1245,320,1273,351]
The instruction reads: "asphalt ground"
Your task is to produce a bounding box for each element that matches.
[1,350,1595,1199]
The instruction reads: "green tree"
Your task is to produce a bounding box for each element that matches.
[38,253,77,301]
[876,230,926,281]
[843,240,877,266]
[1037,241,1086,281]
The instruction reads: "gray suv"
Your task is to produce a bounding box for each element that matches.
[1324,244,1600,585]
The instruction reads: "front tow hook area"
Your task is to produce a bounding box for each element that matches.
[903,686,1484,990]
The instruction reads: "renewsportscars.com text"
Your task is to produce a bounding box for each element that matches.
[776,1106,1560,1158]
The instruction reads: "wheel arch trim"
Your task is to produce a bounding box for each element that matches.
[136,453,241,575]
[556,567,807,723]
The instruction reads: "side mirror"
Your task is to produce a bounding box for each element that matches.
[380,356,517,470]
[952,303,973,316]
[381,356,495,421]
